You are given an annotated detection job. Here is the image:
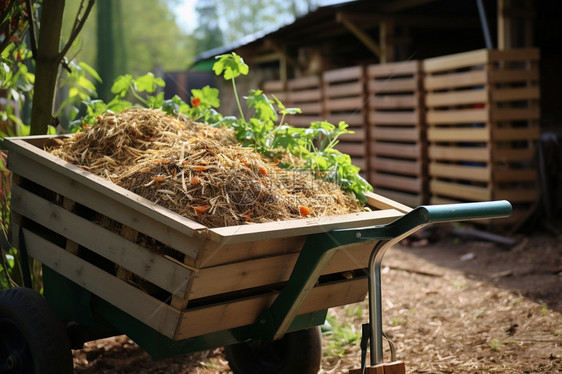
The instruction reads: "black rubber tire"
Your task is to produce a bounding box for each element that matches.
[224,327,322,374]
[0,287,73,374]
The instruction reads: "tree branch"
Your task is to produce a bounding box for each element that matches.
[25,0,38,57]
[58,0,95,60]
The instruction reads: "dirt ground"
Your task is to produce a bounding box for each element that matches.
[72,221,562,373]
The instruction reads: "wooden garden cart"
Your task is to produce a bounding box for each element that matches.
[0,135,512,374]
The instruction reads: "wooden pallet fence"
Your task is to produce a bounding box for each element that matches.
[286,75,324,128]
[261,80,287,103]
[366,60,427,207]
[322,66,369,173]
[423,48,540,223]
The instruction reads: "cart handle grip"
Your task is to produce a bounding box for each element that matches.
[351,200,512,241]
[417,199,512,223]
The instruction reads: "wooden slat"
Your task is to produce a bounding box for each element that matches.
[21,228,180,339]
[489,48,539,62]
[491,108,540,122]
[365,191,412,212]
[370,188,421,209]
[262,80,285,91]
[176,277,368,340]
[11,185,193,296]
[425,90,487,107]
[190,240,375,300]
[288,115,321,127]
[371,143,420,158]
[369,78,416,93]
[323,66,363,82]
[197,236,306,268]
[372,127,419,142]
[429,145,490,162]
[325,82,363,98]
[294,102,323,114]
[287,76,321,90]
[423,49,488,73]
[493,169,536,182]
[490,86,540,102]
[488,69,539,83]
[6,147,203,258]
[324,113,365,126]
[324,97,363,111]
[368,60,419,77]
[426,108,487,125]
[370,111,417,125]
[493,127,540,141]
[371,173,421,193]
[372,157,421,175]
[494,187,537,203]
[424,70,487,91]
[370,95,416,109]
[288,89,322,102]
[336,142,365,157]
[429,162,491,182]
[206,209,403,244]
[430,180,491,201]
[427,127,490,142]
[493,148,534,162]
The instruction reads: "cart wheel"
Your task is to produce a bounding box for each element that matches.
[0,287,73,374]
[224,327,322,374]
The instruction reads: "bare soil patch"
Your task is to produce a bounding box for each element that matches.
[73,224,562,373]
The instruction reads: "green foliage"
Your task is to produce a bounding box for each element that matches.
[70,51,372,201]
[322,314,361,357]
[0,42,34,137]
[212,53,373,201]
[61,0,195,76]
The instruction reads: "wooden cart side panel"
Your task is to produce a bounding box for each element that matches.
[19,227,180,339]
[175,277,367,340]
[197,235,307,268]
[189,241,375,300]
[6,149,202,258]
[10,184,193,296]
[5,138,207,234]
[206,209,403,244]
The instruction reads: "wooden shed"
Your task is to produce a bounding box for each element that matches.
[189,0,562,224]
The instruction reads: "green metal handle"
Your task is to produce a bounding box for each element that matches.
[419,200,513,223]
[353,200,512,241]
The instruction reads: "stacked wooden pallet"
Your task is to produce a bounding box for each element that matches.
[285,75,324,128]
[322,66,368,172]
[367,60,426,207]
[423,48,540,222]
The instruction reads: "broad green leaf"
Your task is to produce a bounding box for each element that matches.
[111,74,133,96]
[213,53,249,80]
[191,85,220,108]
[135,73,165,93]
[79,61,102,83]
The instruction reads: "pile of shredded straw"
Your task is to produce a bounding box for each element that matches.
[49,108,362,228]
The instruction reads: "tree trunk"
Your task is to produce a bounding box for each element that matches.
[29,0,65,135]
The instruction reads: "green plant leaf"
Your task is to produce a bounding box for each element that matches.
[78,61,102,83]
[191,85,220,108]
[135,73,165,93]
[213,53,249,80]
[111,74,133,97]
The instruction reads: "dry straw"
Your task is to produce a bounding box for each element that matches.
[50,108,362,227]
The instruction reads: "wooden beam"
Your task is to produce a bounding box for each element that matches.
[337,12,381,58]
[379,0,438,13]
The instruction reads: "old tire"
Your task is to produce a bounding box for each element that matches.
[0,287,73,374]
[224,327,322,374]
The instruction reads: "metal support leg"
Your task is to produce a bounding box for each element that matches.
[367,240,392,365]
